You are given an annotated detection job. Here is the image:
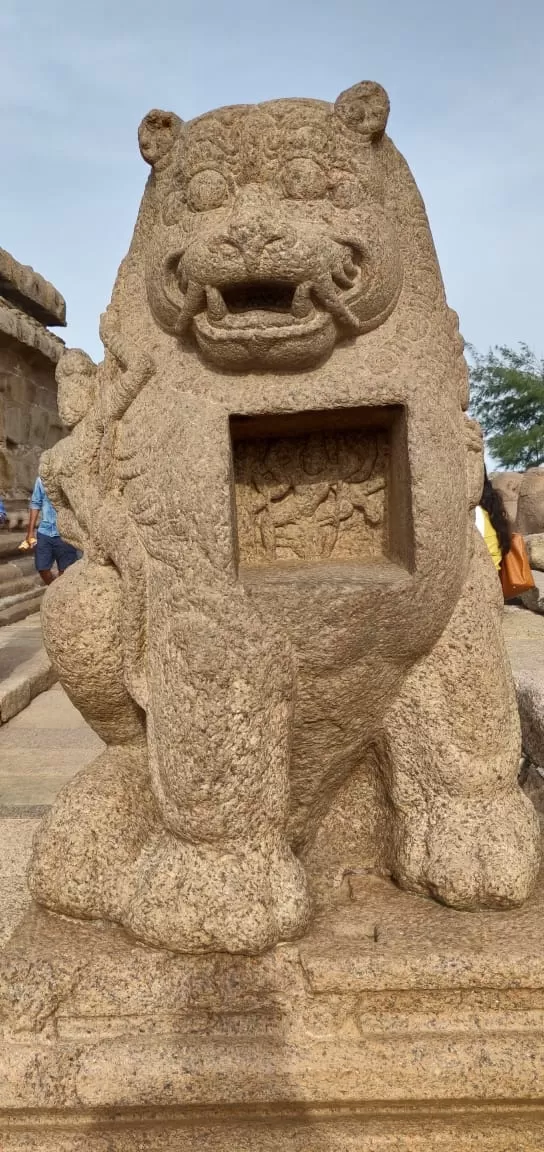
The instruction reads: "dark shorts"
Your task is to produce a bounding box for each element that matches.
[35,533,79,573]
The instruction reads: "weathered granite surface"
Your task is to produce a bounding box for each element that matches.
[1,607,544,1147]
[526,533,544,572]
[3,874,544,1148]
[490,469,523,526]
[491,469,544,536]
[504,606,544,772]
[3,80,543,1149]
[0,249,66,328]
[0,252,65,500]
[28,82,540,957]
[0,302,64,366]
[517,469,544,536]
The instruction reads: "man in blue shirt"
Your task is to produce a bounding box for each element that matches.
[26,476,79,585]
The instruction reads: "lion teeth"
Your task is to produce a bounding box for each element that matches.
[313,273,360,333]
[176,282,206,333]
[291,283,313,318]
[206,286,227,321]
[332,265,356,289]
[178,260,189,294]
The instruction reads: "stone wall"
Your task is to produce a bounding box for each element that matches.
[0,248,66,502]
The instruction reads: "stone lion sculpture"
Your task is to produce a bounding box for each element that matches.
[28,83,540,954]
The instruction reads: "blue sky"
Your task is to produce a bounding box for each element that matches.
[2,0,543,363]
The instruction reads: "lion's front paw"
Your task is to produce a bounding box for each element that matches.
[121,830,310,954]
[392,791,541,910]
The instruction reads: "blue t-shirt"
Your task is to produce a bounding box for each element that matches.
[29,477,59,538]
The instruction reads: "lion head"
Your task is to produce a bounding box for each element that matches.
[139,83,403,371]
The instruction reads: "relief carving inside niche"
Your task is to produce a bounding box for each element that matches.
[233,429,388,566]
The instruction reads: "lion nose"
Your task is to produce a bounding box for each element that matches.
[227,219,294,272]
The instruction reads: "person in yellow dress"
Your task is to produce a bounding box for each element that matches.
[475,470,512,574]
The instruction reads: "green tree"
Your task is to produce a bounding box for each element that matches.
[468,343,544,470]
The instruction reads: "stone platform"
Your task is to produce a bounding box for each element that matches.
[2,869,544,1149]
[0,618,53,724]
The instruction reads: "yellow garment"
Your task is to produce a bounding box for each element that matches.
[475,506,502,571]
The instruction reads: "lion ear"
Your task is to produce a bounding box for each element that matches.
[138,109,183,166]
[334,82,390,141]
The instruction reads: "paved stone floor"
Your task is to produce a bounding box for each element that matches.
[503,602,544,676]
[0,615,44,681]
[0,682,103,809]
[0,684,103,944]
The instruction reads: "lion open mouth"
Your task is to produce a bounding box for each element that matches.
[199,272,364,335]
[203,280,319,330]
[161,236,402,368]
[223,281,295,314]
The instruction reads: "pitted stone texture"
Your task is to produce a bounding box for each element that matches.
[2,1120,544,1151]
[517,468,544,535]
[0,301,64,366]
[526,532,544,571]
[504,607,544,773]
[489,470,544,536]
[490,470,523,526]
[29,81,540,954]
[0,292,65,499]
[0,249,66,328]
[518,675,544,772]
[4,879,544,1146]
[521,568,544,615]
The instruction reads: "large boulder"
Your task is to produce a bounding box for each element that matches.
[525,533,544,572]
[489,471,523,526]
[517,468,544,535]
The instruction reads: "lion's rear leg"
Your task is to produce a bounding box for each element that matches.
[379,539,540,910]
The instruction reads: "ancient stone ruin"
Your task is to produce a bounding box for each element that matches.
[0,250,67,624]
[0,247,66,514]
[2,83,543,1150]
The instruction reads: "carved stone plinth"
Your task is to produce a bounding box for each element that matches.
[2,873,544,1149]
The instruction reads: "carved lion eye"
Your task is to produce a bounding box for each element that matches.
[187,170,229,212]
[282,158,327,200]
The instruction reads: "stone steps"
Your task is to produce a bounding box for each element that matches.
[0,530,43,628]
[0,577,41,600]
[0,615,55,725]
[0,590,43,629]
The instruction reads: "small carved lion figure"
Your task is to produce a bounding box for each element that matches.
[29,82,540,954]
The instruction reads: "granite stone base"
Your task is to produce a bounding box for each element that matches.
[2,871,544,1148]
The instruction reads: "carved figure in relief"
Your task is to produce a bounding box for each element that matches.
[234,432,387,563]
[29,83,540,955]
